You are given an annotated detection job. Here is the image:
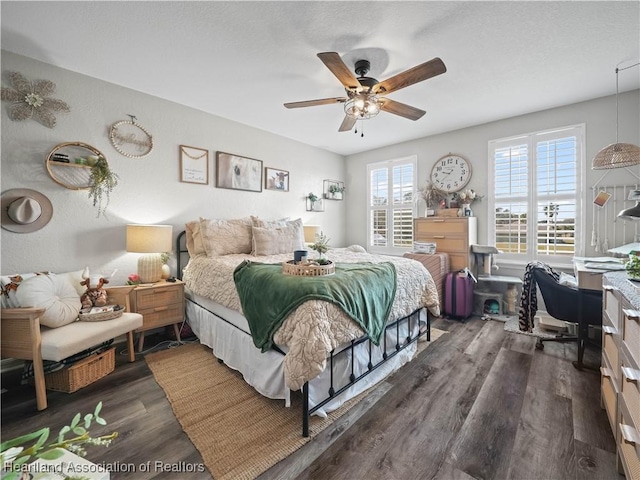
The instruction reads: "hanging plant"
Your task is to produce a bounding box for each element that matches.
[88,157,119,219]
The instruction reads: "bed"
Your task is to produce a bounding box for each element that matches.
[177,217,440,436]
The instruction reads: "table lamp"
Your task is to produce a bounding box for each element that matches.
[303,225,321,245]
[126,224,173,283]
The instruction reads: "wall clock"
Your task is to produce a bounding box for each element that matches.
[430,153,471,193]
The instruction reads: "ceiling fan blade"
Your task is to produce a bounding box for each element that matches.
[379,98,426,121]
[284,97,346,109]
[318,52,362,91]
[374,57,446,95]
[339,115,357,132]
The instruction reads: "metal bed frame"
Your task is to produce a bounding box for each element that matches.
[176,231,431,437]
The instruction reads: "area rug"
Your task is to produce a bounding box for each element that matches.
[145,328,445,480]
[503,316,558,339]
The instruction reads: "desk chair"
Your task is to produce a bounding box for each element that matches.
[532,267,603,369]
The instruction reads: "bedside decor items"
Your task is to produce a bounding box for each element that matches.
[88,155,119,218]
[216,152,263,192]
[453,188,483,217]
[592,61,640,170]
[306,192,324,212]
[1,188,53,233]
[126,224,173,283]
[0,71,70,128]
[324,179,345,200]
[265,167,289,191]
[179,145,209,184]
[416,181,448,217]
[430,153,471,193]
[109,114,153,158]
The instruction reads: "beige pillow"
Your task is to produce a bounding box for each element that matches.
[250,215,290,228]
[15,275,81,328]
[200,217,253,256]
[252,219,304,256]
[185,219,206,257]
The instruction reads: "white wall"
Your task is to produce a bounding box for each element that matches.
[1,51,346,283]
[345,89,640,275]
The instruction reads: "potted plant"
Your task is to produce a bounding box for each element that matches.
[417,181,448,217]
[310,231,330,264]
[88,156,119,219]
[328,184,345,199]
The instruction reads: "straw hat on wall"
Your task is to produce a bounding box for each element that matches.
[1,188,53,233]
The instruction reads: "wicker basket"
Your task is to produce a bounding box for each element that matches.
[41,348,115,393]
[282,260,335,277]
[78,307,123,322]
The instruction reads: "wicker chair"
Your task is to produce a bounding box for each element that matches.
[1,286,142,410]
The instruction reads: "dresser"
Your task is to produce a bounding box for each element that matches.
[413,217,478,272]
[601,272,640,479]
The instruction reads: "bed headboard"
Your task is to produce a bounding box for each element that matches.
[176,230,189,280]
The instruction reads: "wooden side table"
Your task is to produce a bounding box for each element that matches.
[130,280,185,352]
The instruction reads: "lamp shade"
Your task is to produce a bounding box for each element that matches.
[618,202,640,221]
[592,143,640,169]
[303,225,321,244]
[126,224,172,253]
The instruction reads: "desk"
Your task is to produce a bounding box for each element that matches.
[572,260,606,369]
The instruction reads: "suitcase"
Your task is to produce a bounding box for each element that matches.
[443,270,474,320]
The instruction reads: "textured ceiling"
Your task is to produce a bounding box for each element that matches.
[1,1,639,156]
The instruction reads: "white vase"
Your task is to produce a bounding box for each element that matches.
[161,264,171,279]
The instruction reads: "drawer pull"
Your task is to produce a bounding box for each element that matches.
[622,366,640,383]
[432,219,445,223]
[620,424,640,446]
[623,308,640,322]
[154,306,169,312]
[602,325,616,335]
[600,367,613,378]
[433,235,445,239]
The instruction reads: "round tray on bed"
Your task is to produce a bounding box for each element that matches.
[282,260,335,277]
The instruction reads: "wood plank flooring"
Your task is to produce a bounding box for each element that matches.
[1,318,622,480]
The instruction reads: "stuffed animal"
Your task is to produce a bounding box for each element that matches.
[79,267,111,310]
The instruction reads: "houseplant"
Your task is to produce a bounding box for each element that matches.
[309,231,330,264]
[416,181,448,216]
[327,183,345,199]
[0,402,117,480]
[88,156,119,219]
[453,188,483,217]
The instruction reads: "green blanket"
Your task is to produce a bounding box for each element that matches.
[233,261,397,352]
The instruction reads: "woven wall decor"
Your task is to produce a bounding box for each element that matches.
[1,71,70,128]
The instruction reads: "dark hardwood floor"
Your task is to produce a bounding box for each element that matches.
[1,318,622,480]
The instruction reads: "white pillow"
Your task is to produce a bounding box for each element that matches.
[1,272,53,309]
[57,270,87,297]
[252,220,304,256]
[15,275,81,328]
[199,217,253,256]
[185,219,207,257]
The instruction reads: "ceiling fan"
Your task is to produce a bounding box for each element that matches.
[284,52,447,132]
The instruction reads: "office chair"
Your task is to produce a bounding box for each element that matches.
[532,266,603,369]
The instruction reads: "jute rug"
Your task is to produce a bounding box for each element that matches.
[145,328,446,479]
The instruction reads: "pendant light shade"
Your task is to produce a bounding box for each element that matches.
[592,63,640,170]
[618,190,640,221]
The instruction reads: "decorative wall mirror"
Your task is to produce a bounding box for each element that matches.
[109,115,153,158]
[45,142,106,190]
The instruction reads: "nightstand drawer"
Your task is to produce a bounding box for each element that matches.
[135,286,182,310]
[623,309,640,366]
[602,367,618,434]
[619,413,640,480]
[621,363,640,432]
[603,326,619,374]
[136,304,184,330]
[414,218,468,236]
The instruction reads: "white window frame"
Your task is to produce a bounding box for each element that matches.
[488,124,585,268]
[366,155,417,256]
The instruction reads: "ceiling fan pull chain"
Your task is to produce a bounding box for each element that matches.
[361,119,364,137]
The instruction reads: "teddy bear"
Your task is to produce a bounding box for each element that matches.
[80,275,109,310]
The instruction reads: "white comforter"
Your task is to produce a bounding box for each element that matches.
[182,248,439,390]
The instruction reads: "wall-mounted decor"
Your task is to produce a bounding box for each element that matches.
[179,145,209,185]
[265,167,289,192]
[430,153,471,193]
[109,115,153,158]
[306,193,324,212]
[1,71,70,128]
[216,152,263,192]
[324,179,345,200]
[1,188,53,233]
[45,142,105,191]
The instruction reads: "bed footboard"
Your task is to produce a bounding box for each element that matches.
[301,307,428,437]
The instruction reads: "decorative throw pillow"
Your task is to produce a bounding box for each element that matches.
[250,215,290,228]
[0,271,52,309]
[199,217,253,256]
[185,219,207,257]
[15,275,81,328]
[252,219,305,256]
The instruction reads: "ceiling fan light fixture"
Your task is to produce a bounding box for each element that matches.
[344,93,381,119]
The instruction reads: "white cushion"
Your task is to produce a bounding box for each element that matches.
[185,219,207,257]
[15,275,81,328]
[1,272,53,308]
[57,270,86,297]
[252,219,305,256]
[199,217,253,256]
[40,312,143,361]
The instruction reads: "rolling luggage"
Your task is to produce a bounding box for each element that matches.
[443,270,474,320]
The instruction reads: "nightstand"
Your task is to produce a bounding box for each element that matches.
[130,280,185,352]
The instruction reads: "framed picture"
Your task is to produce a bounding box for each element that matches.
[216,152,263,192]
[265,167,289,192]
[324,179,345,200]
[179,145,209,184]
[593,190,611,208]
[306,197,324,212]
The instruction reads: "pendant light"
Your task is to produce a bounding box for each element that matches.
[592,62,640,170]
[618,189,640,221]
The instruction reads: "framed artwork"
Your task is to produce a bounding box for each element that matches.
[265,167,289,192]
[306,197,324,212]
[324,179,345,200]
[179,145,209,184]
[593,190,611,208]
[216,152,263,192]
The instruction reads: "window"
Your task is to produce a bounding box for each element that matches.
[367,156,416,255]
[488,125,584,265]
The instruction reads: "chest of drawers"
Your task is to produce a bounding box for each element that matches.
[413,217,477,272]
